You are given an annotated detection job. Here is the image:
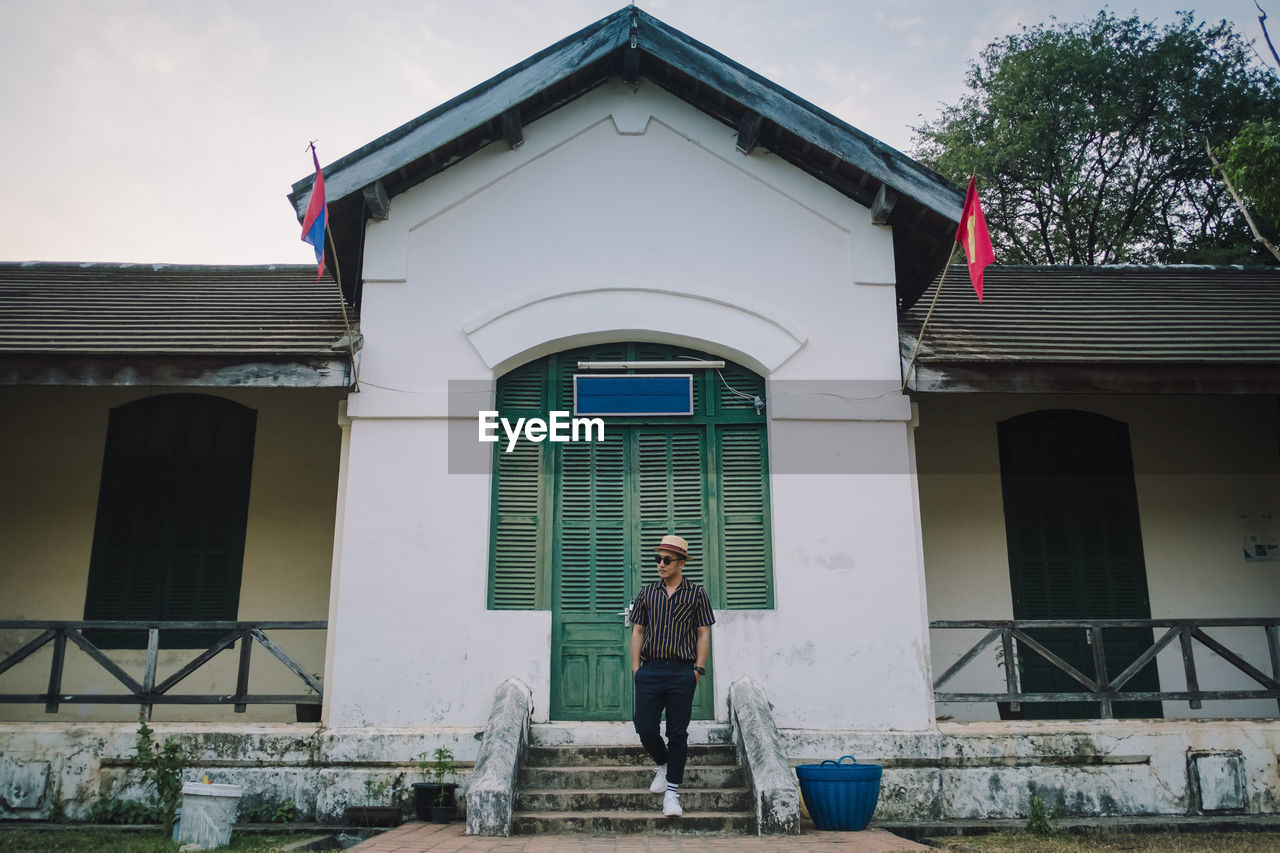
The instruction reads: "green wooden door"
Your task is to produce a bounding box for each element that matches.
[552,431,631,720]
[551,425,714,721]
[634,427,714,719]
[999,410,1162,719]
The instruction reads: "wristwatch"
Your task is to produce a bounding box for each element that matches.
[693,665,706,675]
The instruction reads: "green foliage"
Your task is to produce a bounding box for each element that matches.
[132,715,187,835]
[914,11,1280,266]
[86,798,164,825]
[1220,119,1280,237]
[422,748,455,804]
[241,797,297,823]
[1026,793,1063,837]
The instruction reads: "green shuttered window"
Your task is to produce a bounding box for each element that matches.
[84,394,256,648]
[488,344,774,611]
[999,409,1161,719]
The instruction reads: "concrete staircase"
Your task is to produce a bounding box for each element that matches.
[513,730,757,834]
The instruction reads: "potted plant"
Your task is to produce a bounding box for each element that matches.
[411,748,457,822]
[342,778,403,827]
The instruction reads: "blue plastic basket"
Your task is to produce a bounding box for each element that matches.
[794,755,882,831]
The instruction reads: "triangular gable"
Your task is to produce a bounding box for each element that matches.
[288,6,962,308]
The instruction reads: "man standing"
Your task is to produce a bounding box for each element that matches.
[630,533,714,817]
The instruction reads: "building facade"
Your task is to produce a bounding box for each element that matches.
[2,7,1279,828]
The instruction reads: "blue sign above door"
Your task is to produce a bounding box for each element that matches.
[573,374,694,416]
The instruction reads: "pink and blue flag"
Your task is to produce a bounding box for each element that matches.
[301,145,327,280]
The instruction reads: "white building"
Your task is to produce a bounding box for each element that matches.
[2,6,1278,830]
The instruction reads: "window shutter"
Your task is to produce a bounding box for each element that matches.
[637,429,706,588]
[84,394,254,648]
[998,409,1160,718]
[559,432,627,611]
[489,439,543,609]
[713,362,764,414]
[717,425,773,608]
[489,360,548,609]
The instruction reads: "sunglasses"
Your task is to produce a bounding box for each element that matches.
[655,555,684,565]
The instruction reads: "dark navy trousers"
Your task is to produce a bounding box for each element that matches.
[633,659,697,785]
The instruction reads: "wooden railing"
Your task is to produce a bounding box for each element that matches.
[0,620,325,718]
[930,618,1280,718]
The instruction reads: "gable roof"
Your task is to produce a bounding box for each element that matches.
[900,265,1280,393]
[289,6,963,308]
[0,262,355,387]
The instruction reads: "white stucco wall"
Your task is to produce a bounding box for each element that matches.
[0,386,343,722]
[328,80,933,729]
[918,393,1280,721]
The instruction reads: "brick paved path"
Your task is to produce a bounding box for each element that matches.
[345,822,931,852]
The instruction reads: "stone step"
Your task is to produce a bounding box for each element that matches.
[520,763,746,789]
[529,721,732,747]
[522,743,737,767]
[517,786,753,812]
[511,809,757,835]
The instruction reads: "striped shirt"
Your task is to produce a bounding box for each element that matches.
[631,579,715,663]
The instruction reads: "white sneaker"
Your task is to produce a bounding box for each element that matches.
[649,764,668,794]
[663,790,683,817]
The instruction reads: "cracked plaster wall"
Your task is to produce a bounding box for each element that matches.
[4,719,1280,823]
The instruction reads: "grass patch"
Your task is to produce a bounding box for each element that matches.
[0,829,321,853]
[931,831,1280,852]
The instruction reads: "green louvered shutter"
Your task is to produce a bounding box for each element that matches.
[717,425,773,608]
[488,360,548,609]
[999,410,1160,719]
[636,429,707,589]
[84,394,254,648]
[559,431,627,613]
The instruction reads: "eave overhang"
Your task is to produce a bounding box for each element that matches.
[904,360,1280,395]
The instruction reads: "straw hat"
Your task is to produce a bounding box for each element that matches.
[654,534,689,558]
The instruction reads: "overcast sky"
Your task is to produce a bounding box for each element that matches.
[0,1,1271,266]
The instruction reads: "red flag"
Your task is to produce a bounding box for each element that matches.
[301,145,328,281]
[956,177,993,301]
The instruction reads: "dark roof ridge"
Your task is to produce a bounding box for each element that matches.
[291,7,955,210]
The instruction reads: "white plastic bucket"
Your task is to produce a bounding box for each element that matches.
[175,781,242,850]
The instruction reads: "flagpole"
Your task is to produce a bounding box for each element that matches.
[305,141,361,392]
[324,225,360,392]
[902,169,987,392]
[900,241,961,392]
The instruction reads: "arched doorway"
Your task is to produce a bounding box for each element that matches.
[488,342,773,720]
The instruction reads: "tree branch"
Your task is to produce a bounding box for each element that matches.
[1206,138,1280,262]
[1256,1,1280,69]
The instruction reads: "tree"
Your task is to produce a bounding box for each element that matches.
[1210,120,1280,261]
[1207,5,1280,262]
[914,12,1280,266]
